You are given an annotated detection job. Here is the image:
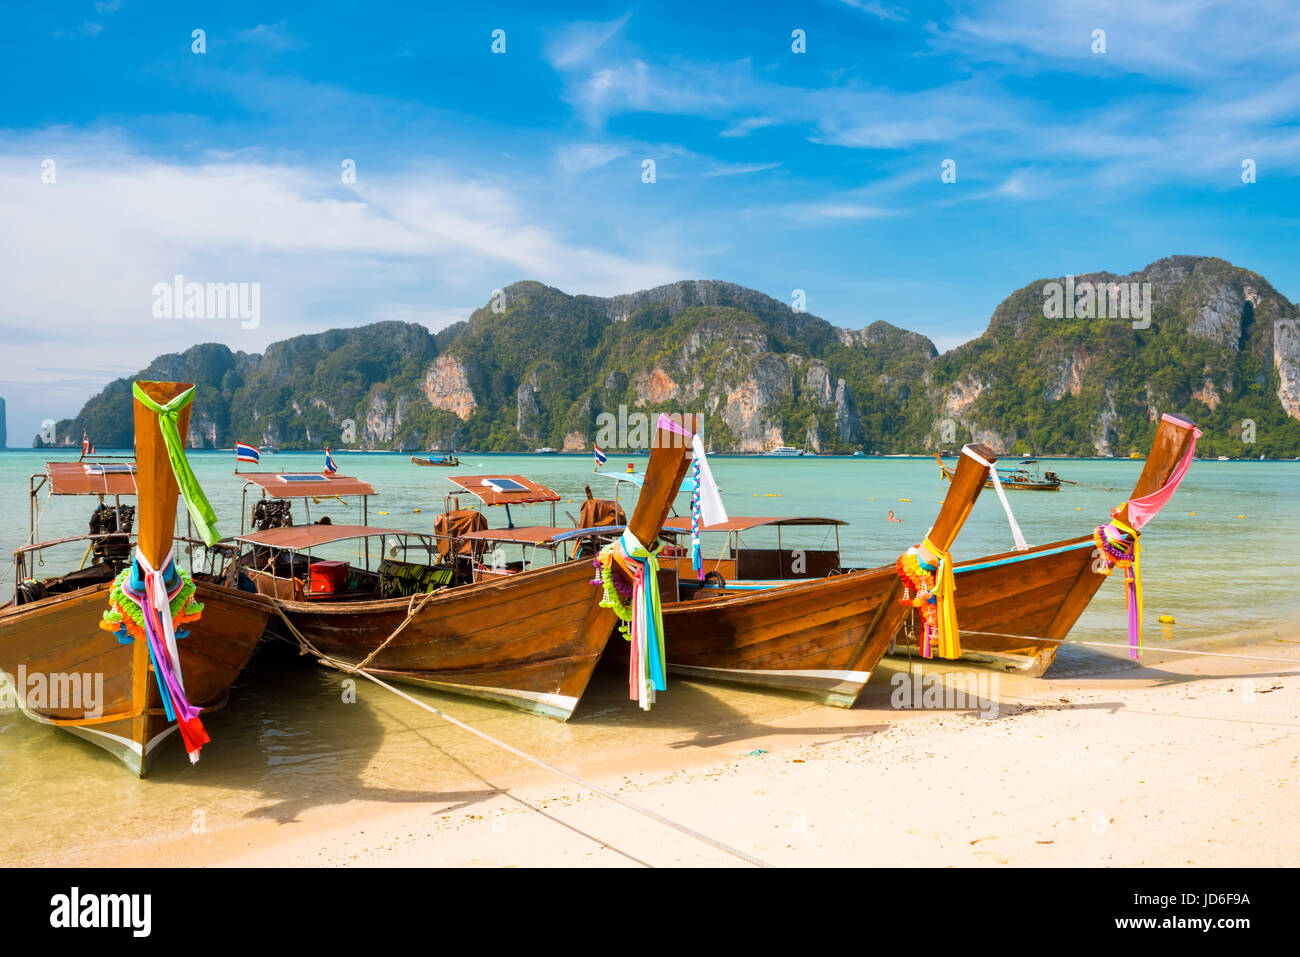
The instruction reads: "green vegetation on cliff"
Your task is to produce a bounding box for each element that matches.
[37,257,1300,457]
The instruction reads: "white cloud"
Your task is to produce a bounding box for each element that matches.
[545,13,633,70]
[0,131,685,437]
[555,142,629,173]
[836,0,906,23]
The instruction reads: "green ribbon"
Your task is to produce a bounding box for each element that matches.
[132,383,221,546]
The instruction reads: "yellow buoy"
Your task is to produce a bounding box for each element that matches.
[378,510,389,515]
[1158,615,1175,624]
[1189,512,1197,516]
[899,498,911,503]
[1237,514,1245,519]
[413,508,421,514]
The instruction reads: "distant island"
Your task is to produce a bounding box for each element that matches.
[35,256,1300,458]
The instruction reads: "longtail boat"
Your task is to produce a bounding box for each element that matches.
[0,381,273,776]
[898,413,1200,674]
[410,450,460,467]
[631,444,997,706]
[231,417,695,719]
[936,453,1061,491]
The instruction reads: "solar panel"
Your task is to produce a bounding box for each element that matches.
[83,463,136,475]
[277,473,326,483]
[484,478,529,493]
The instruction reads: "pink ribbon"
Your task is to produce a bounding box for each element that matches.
[1127,419,1202,531]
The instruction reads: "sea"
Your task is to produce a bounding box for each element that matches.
[1,448,1297,862]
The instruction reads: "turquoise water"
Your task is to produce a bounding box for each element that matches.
[1,447,1296,860]
[3,448,1297,643]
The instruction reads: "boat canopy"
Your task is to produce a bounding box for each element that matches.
[238,472,376,498]
[663,515,846,532]
[44,461,139,496]
[235,523,419,549]
[445,475,560,506]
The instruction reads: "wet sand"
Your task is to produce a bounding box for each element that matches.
[9,636,1298,868]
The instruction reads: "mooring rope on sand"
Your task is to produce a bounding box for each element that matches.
[958,629,1300,666]
[269,603,772,868]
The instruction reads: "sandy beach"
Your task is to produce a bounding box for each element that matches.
[15,636,1297,869]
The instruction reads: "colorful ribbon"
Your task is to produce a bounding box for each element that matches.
[690,455,703,579]
[598,529,667,710]
[1127,421,1202,531]
[123,549,209,762]
[131,383,221,547]
[655,414,728,527]
[896,538,961,659]
[1092,420,1200,658]
[1093,517,1143,659]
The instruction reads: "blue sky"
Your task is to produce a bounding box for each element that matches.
[2,0,1298,442]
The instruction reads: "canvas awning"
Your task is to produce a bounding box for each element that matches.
[238,472,376,498]
[45,461,140,496]
[235,524,419,549]
[445,475,560,506]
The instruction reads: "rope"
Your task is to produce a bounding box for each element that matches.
[268,602,771,867]
[350,588,440,674]
[956,629,1300,666]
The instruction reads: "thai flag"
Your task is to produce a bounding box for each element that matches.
[594,445,607,467]
[81,431,95,456]
[324,447,338,474]
[235,442,260,465]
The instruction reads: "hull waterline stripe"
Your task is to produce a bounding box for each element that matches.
[954,540,1093,574]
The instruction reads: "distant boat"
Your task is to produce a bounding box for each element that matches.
[1217,455,1230,461]
[851,450,865,457]
[260,445,279,454]
[535,447,558,455]
[936,454,1062,491]
[765,446,803,457]
[410,450,460,467]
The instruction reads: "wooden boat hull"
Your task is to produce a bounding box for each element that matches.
[888,536,1099,675]
[659,568,906,706]
[274,558,618,720]
[0,581,272,776]
[904,414,1201,673]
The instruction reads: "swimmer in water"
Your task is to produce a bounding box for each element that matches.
[887,509,902,523]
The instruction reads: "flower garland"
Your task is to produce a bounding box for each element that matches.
[100,557,204,644]
[895,539,960,659]
[1093,507,1143,659]
[591,554,634,639]
[591,532,668,709]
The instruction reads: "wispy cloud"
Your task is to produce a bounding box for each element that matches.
[545,13,633,70]
[555,142,629,173]
[836,0,906,23]
[235,21,303,52]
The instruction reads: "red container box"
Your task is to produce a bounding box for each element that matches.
[309,560,350,594]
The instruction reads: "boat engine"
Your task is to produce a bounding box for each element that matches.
[88,503,135,569]
[251,498,294,530]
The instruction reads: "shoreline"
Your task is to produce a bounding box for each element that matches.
[11,634,1298,868]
